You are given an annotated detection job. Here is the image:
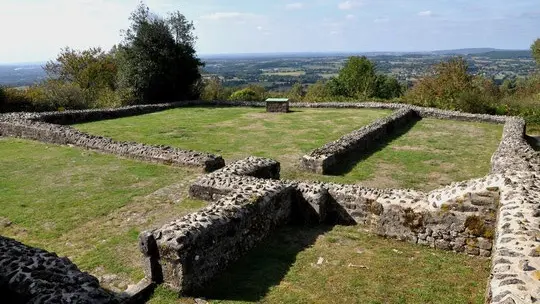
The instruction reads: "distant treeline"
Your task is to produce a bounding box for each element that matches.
[1,3,540,129]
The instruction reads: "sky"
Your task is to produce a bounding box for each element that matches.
[1,0,539,63]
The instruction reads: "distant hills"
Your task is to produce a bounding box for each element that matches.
[199,48,532,60]
[0,48,533,87]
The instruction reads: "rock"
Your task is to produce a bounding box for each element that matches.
[499,278,525,286]
[518,260,536,271]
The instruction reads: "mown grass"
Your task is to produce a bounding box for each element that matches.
[0,138,205,291]
[0,135,492,302]
[76,107,503,191]
[149,226,490,304]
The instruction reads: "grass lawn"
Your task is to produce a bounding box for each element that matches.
[0,138,491,303]
[76,107,503,191]
[150,226,490,304]
[0,138,205,291]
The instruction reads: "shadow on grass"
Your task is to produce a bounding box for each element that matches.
[325,118,420,176]
[193,225,334,302]
[526,135,540,151]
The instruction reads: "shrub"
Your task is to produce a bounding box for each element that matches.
[228,88,260,101]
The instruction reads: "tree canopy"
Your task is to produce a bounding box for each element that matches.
[532,38,540,66]
[117,3,203,103]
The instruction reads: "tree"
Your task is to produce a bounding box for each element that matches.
[531,38,540,66]
[229,88,259,101]
[374,74,402,99]
[304,80,331,102]
[44,47,117,91]
[117,3,203,103]
[287,82,305,101]
[167,11,196,47]
[337,56,377,98]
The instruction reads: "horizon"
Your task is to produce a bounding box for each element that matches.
[0,47,532,66]
[1,0,539,64]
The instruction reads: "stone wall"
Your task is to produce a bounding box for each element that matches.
[301,108,419,174]
[0,117,224,172]
[2,101,539,302]
[266,101,289,113]
[140,180,295,293]
[0,236,117,304]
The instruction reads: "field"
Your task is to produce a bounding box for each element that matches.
[0,138,490,303]
[0,138,205,291]
[76,107,503,191]
[0,107,502,302]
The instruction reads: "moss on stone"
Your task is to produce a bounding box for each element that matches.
[465,215,493,239]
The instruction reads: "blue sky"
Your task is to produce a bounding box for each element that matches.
[1,0,539,63]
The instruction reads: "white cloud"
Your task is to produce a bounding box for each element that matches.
[286,3,304,10]
[338,1,363,10]
[418,10,434,17]
[346,14,356,20]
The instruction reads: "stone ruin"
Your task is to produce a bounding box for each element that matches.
[0,100,539,303]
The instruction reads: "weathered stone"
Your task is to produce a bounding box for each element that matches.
[0,236,117,303]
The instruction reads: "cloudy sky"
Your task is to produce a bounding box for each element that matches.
[1,0,539,63]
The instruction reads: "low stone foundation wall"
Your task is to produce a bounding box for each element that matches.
[301,108,419,174]
[0,119,224,172]
[0,236,117,304]
[491,117,540,174]
[140,180,295,293]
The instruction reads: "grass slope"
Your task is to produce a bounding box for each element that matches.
[77,107,502,191]
[0,138,205,290]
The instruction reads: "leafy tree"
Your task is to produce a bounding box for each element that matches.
[167,11,196,47]
[117,3,203,103]
[531,38,540,66]
[337,56,377,98]
[325,77,347,97]
[374,74,402,99]
[228,88,259,101]
[201,76,233,100]
[44,47,117,91]
[0,86,5,108]
[304,80,331,102]
[287,82,305,101]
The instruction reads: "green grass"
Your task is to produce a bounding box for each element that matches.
[76,107,503,191]
[0,135,492,302]
[150,226,490,304]
[0,138,205,291]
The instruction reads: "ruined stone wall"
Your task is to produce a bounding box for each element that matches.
[301,108,419,174]
[0,236,117,304]
[140,181,294,293]
[0,118,224,172]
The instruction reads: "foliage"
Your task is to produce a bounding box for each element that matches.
[228,88,260,101]
[287,82,305,101]
[404,57,496,113]
[117,3,203,103]
[532,38,540,66]
[200,76,232,101]
[336,56,378,98]
[321,56,403,100]
[375,74,403,99]
[304,80,331,102]
[0,86,4,109]
[44,47,117,92]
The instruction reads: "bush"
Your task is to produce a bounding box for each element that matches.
[228,88,260,101]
